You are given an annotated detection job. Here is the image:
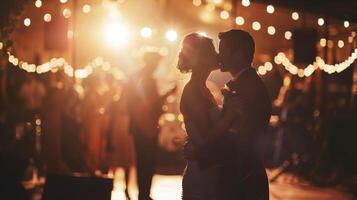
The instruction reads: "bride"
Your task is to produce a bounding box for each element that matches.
[178,33,242,199]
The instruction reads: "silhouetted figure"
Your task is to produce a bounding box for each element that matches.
[124,52,175,200]
[189,30,271,200]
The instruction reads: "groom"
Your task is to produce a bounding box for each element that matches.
[187,29,272,199]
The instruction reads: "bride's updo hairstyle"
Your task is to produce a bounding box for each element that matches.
[177,33,216,73]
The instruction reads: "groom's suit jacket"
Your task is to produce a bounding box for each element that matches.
[197,67,272,199]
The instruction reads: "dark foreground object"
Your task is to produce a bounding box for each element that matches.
[42,175,113,200]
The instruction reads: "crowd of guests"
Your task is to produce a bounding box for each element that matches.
[0,51,176,200]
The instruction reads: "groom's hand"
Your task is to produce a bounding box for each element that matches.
[183,140,196,161]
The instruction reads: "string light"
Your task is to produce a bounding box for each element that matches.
[63,8,71,18]
[35,0,42,8]
[317,18,325,26]
[44,13,52,22]
[220,10,230,20]
[258,65,267,75]
[82,4,91,13]
[242,0,250,7]
[165,30,178,42]
[235,16,245,26]
[264,62,273,71]
[192,0,202,7]
[266,5,275,14]
[60,0,68,4]
[274,50,357,77]
[338,40,344,48]
[292,12,299,20]
[140,27,153,38]
[252,21,261,31]
[24,18,31,27]
[344,21,350,28]
[285,31,292,40]
[267,26,276,35]
[0,42,3,50]
[320,38,327,47]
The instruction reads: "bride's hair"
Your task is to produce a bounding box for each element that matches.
[177,33,216,73]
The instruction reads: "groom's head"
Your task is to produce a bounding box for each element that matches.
[218,29,255,73]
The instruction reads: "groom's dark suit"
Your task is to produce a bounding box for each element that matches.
[197,67,271,200]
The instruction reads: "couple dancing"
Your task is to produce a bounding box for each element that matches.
[178,29,272,200]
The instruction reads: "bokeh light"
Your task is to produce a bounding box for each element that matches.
[344,21,350,28]
[235,16,245,26]
[104,23,130,47]
[24,18,31,27]
[82,4,91,13]
[63,8,71,18]
[35,0,42,8]
[192,0,202,7]
[165,30,178,42]
[44,13,52,22]
[267,26,276,35]
[320,38,327,47]
[252,21,261,31]
[317,18,325,26]
[60,0,67,4]
[338,40,344,48]
[266,5,275,14]
[285,31,292,40]
[242,0,250,7]
[292,12,299,20]
[140,27,153,38]
[220,10,230,20]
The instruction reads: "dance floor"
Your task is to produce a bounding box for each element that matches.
[111,168,353,200]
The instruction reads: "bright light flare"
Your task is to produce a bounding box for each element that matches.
[165,30,178,42]
[104,23,130,47]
